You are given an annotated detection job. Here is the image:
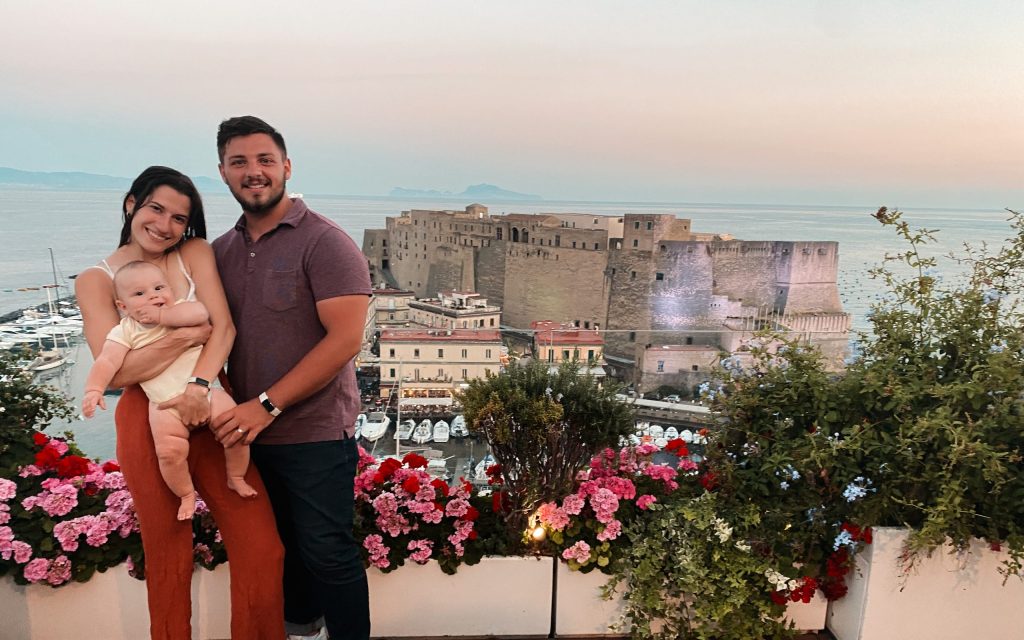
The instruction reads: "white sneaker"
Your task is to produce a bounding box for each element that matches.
[286,627,328,640]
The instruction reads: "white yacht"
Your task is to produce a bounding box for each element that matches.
[411,420,433,445]
[450,415,468,438]
[432,420,450,443]
[361,412,390,442]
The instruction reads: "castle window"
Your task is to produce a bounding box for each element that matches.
[382,239,387,247]
[584,321,590,329]
[496,228,503,240]
[692,364,699,371]
[594,243,599,250]
[646,222,653,230]
[656,272,664,281]
[572,241,577,248]
[632,239,639,247]
[634,221,640,230]
[657,360,664,372]
[686,337,693,345]
[630,271,636,280]
[629,331,636,342]
[555,235,561,247]
[660,245,666,252]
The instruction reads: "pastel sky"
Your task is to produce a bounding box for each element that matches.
[1,1,1021,208]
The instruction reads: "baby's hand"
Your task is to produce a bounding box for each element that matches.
[135,304,164,325]
[82,390,106,418]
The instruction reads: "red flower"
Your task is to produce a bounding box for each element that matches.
[84,485,99,496]
[664,439,689,457]
[468,530,478,540]
[492,490,510,513]
[484,463,503,486]
[821,577,849,601]
[377,458,402,482]
[461,480,473,494]
[463,505,480,521]
[770,591,788,605]
[862,527,873,545]
[34,445,61,470]
[430,478,449,497]
[56,455,91,478]
[32,432,49,447]
[433,501,444,512]
[402,476,421,494]
[101,461,120,473]
[402,452,428,469]
[990,541,1002,552]
[699,470,718,492]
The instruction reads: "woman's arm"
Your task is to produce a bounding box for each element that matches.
[156,239,236,427]
[76,266,211,387]
[179,239,236,382]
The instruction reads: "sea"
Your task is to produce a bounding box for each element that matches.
[1,187,1018,460]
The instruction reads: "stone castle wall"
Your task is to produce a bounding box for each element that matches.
[500,244,610,330]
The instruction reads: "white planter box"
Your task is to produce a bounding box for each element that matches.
[827,527,1024,640]
[0,564,230,640]
[553,563,827,636]
[369,555,554,637]
[554,564,628,636]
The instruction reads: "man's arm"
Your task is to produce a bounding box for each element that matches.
[76,269,212,387]
[212,294,369,446]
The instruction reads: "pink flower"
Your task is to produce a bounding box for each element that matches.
[53,520,81,552]
[363,534,390,569]
[18,465,43,478]
[23,558,49,582]
[46,555,71,586]
[0,478,16,501]
[0,503,10,525]
[39,484,79,517]
[407,539,434,563]
[537,502,570,531]
[636,494,657,510]
[561,493,585,516]
[597,519,622,542]
[13,540,33,564]
[589,488,620,524]
[562,540,592,564]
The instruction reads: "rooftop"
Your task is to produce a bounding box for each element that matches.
[379,329,503,343]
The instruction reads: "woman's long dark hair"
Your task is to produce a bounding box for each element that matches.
[118,166,207,249]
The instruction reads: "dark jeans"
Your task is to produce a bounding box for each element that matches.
[251,438,370,640]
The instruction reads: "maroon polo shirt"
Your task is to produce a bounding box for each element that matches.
[212,198,371,444]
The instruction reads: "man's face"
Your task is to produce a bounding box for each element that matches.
[219,133,292,216]
[114,266,174,322]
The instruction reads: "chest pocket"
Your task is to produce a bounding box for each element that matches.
[263,269,298,311]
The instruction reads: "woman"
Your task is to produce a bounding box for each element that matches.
[75,166,285,639]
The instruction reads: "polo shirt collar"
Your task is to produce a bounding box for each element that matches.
[232,197,309,233]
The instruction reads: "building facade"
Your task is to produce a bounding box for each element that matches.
[378,328,503,403]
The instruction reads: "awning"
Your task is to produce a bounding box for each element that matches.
[399,397,454,406]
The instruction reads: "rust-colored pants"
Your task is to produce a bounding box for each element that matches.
[116,385,285,639]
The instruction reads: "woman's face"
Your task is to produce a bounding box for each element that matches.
[125,185,192,255]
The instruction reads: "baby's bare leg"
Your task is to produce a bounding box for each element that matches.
[148,404,196,520]
[210,389,257,498]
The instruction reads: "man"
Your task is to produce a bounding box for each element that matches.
[210,115,371,640]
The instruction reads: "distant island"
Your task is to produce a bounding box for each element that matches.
[0,167,227,193]
[389,183,542,201]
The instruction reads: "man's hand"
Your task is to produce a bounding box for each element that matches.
[211,398,274,448]
[82,389,105,418]
[157,384,212,429]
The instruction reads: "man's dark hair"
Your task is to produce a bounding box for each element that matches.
[119,166,206,250]
[217,115,288,161]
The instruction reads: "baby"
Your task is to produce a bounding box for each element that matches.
[82,261,256,520]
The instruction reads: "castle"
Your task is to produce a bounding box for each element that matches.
[362,205,850,393]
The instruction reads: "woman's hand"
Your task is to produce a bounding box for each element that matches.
[158,384,212,429]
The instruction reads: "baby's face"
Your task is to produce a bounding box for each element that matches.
[115,267,174,320]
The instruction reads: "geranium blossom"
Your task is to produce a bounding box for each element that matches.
[562,540,592,563]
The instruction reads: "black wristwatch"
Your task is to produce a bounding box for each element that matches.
[259,391,283,417]
[187,376,211,391]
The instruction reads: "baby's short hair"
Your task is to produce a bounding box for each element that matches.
[113,261,164,298]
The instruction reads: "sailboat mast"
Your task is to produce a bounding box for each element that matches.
[49,248,60,306]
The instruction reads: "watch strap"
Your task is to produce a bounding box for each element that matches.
[187,376,211,389]
[259,391,283,417]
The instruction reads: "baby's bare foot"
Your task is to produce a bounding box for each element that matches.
[227,476,258,498]
[177,492,196,520]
